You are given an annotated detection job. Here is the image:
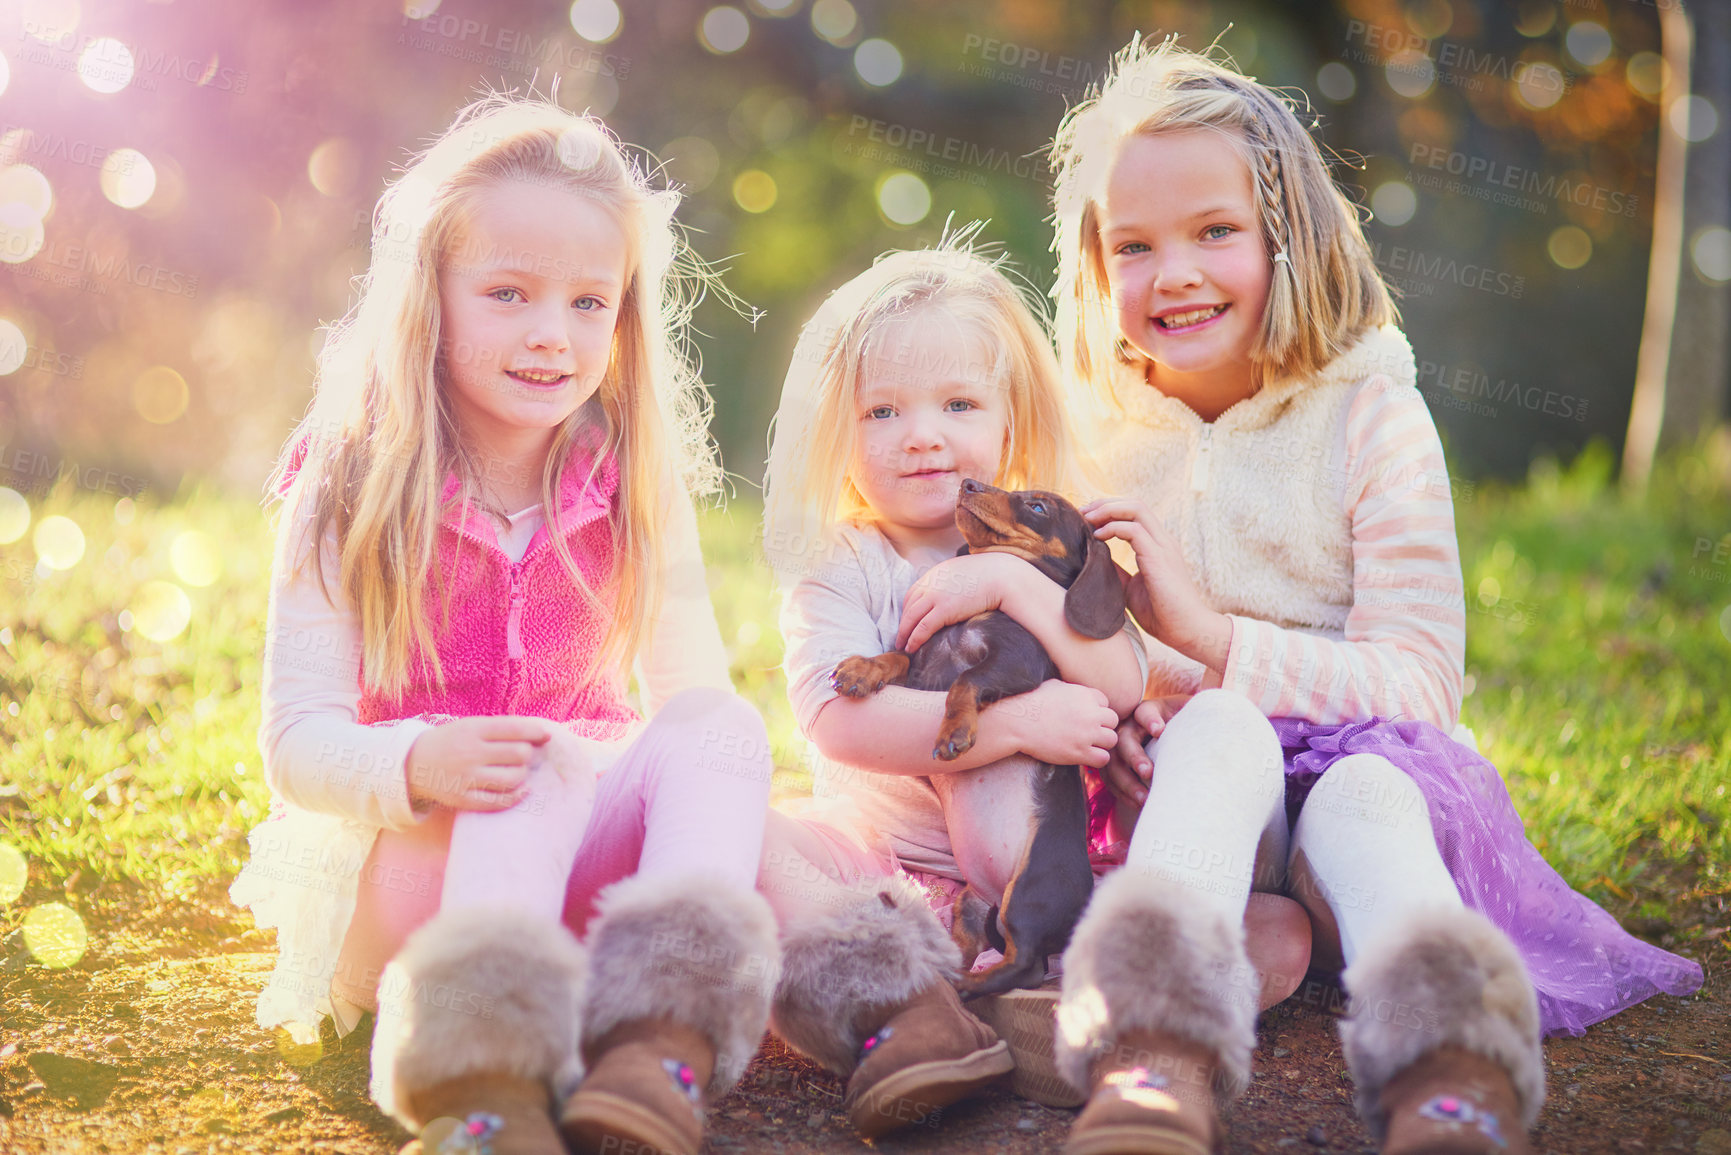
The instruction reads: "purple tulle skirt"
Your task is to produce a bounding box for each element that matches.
[1088,716,1704,1038]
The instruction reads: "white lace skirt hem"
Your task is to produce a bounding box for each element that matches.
[227,803,378,1045]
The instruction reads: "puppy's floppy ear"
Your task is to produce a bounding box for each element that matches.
[954,543,971,557]
[1065,536,1128,639]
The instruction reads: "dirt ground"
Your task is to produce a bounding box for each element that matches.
[0,878,1726,1155]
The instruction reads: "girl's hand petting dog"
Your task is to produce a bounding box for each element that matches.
[1082,497,1232,674]
[1101,695,1193,809]
[406,716,590,812]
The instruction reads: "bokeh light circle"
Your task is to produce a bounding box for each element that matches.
[420,1118,479,1153]
[133,365,190,423]
[23,902,87,968]
[1316,62,1356,102]
[132,580,192,641]
[171,530,223,587]
[700,7,750,53]
[1670,95,1720,143]
[1406,0,1453,39]
[568,0,621,44]
[308,138,360,197]
[1625,52,1665,101]
[0,488,29,544]
[1691,226,1731,284]
[0,164,54,220]
[1564,22,1612,69]
[0,51,10,99]
[810,0,857,45]
[0,320,26,376]
[77,37,134,94]
[1547,226,1593,270]
[854,39,902,86]
[0,842,26,904]
[274,1026,325,1066]
[876,171,931,226]
[0,202,45,265]
[1371,181,1417,226]
[1385,50,1435,100]
[34,515,85,570]
[100,148,156,209]
[1515,63,1566,110]
[732,169,777,213]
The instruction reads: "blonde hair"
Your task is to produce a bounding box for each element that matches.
[268,91,721,699]
[1051,35,1397,417]
[763,230,1074,579]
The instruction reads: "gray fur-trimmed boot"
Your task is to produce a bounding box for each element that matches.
[558,873,781,1155]
[772,877,1013,1139]
[1340,907,1543,1155]
[369,908,586,1155]
[1055,869,1260,1155]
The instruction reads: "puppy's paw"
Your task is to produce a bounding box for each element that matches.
[832,653,907,698]
[932,723,977,761]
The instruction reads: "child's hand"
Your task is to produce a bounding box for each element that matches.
[896,551,1030,653]
[1100,695,1191,809]
[1082,497,1230,667]
[405,716,553,812]
[996,679,1118,769]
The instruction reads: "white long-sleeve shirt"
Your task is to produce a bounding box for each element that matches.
[258,485,732,825]
[233,479,731,1041]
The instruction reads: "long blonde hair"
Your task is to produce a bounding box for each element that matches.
[1051,36,1397,419]
[268,92,721,698]
[762,231,1074,582]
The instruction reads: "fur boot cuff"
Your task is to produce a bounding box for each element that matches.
[1340,905,1544,1138]
[1054,869,1258,1099]
[769,875,959,1074]
[581,872,781,1097]
[368,907,587,1129]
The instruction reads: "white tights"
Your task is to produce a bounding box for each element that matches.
[1125,689,1462,966]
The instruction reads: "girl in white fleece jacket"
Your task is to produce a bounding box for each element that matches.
[902,37,1701,1155]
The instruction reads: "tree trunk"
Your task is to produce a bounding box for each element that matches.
[1622,0,1691,492]
[1624,0,1731,491]
[1662,0,1731,448]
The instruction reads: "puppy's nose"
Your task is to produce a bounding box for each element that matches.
[961,478,983,493]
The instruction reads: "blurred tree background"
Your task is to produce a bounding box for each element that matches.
[0,0,1725,497]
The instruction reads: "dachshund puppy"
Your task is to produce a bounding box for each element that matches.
[832,479,1127,996]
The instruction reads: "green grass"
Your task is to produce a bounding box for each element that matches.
[1,438,1727,925]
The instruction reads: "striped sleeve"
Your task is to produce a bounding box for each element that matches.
[1220,380,1466,728]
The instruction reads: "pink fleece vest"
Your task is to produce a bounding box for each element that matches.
[284,437,641,741]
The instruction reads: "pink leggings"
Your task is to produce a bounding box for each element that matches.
[330,687,772,1010]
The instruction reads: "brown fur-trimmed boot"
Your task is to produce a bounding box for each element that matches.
[772,878,1013,1139]
[368,908,586,1155]
[1340,907,1544,1155]
[1055,870,1259,1155]
[559,874,781,1155]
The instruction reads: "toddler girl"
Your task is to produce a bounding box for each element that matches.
[755,235,1310,1140]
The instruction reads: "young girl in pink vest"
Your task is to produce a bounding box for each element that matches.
[964,39,1698,1154]
[228,96,779,1155]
